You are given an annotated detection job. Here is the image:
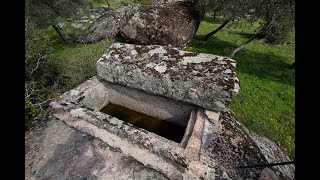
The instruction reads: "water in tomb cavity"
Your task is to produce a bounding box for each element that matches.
[100,103,187,143]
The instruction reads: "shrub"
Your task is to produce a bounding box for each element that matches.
[25,18,55,125]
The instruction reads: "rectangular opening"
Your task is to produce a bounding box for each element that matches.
[100,103,187,143]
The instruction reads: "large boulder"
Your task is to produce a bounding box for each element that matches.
[77,6,130,44]
[78,1,202,47]
[120,1,202,47]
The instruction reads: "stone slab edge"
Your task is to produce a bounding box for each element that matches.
[96,43,240,112]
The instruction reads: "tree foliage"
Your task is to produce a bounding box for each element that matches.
[201,0,294,44]
[203,0,255,20]
[25,0,86,28]
[25,18,55,123]
[254,0,295,44]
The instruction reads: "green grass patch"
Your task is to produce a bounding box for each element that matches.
[45,26,115,92]
[185,15,295,159]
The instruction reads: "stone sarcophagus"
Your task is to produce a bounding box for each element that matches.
[96,43,240,112]
[49,43,293,179]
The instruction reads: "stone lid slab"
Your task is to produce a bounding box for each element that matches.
[96,43,239,112]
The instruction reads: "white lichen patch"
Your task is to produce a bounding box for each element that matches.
[124,56,132,60]
[222,172,231,180]
[148,46,167,56]
[70,90,81,96]
[224,69,232,74]
[217,56,224,61]
[233,83,240,94]
[154,65,167,73]
[181,54,214,64]
[145,62,157,68]
[179,51,185,56]
[131,49,138,55]
[112,43,124,48]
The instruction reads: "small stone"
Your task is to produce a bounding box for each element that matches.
[57,22,66,29]
[71,23,84,29]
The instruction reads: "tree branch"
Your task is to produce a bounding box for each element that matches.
[203,20,230,41]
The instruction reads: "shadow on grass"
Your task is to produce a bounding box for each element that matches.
[201,15,226,24]
[235,32,255,39]
[187,35,294,86]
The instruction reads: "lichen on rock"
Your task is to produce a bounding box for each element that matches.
[78,1,202,47]
[96,43,240,112]
[120,1,202,47]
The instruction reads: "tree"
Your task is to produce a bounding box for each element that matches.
[25,0,86,45]
[254,0,295,44]
[202,0,256,41]
[229,0,295,58]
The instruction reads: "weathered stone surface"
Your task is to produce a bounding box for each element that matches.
[149,0,184,5]
[77,6,131,44]
[252,133,295,180]
[201,110,269,179]
[201,109,294,180]
[44,76,294,179]
[258,168,279,180]
[120,1,202,47]
[96,43,240,112]
[25,117,170,180]
[79,1,202,47]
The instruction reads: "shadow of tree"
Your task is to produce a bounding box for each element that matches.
[201,15,226,24]
[235,32,255,39]
[186,35,294,86]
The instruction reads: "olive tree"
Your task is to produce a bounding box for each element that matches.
[229,0,295,58]
[202,0,255,41]
[200,0,294,59]
[25,0,87,45]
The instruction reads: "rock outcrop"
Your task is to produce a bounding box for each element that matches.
[77,6,130,44]
[120,1,201,47]
[96,43,240,112]
[79,1,202,47]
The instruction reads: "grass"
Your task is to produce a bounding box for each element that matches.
[185,15,295,159]
[43,7,295,159]
[44,26,115,92]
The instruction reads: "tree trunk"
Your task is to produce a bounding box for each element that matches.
[51,24,71,45]
[203,20,230,41]
[229,33,258,58]
[104,0,110,8]
[229,26,268,58]
[213,11,217,21]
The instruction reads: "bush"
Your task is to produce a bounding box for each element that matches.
[25,18,55,125]
[49,40,113,93]
[25,18,53,80]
